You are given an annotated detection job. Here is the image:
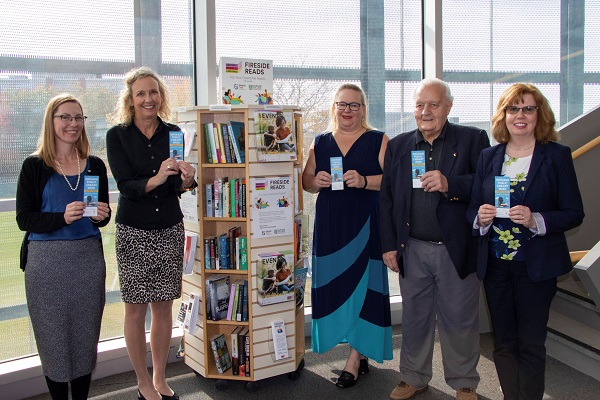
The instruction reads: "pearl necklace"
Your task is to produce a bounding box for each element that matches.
[56,149,81,191]
[507,142,535,151]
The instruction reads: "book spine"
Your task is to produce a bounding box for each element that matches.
[220,123,232,163]
[236,283,243,322]
[216,123,226,163]
[239,237,248,270]
[227,233,234,270]
[213,180,220,219]
[222,177,229,218]
[242,279,249,322]
[230,178,236,218]
[210,336,224,374]
[205,278,212,320]
[231,328,239,375]
[204,238,211,269]
[244,332,250,376]
[228,123,242,164]
[205,183,213,217]
[241,179,246,218]
[219,234,228,269]
[203,123,214,164]
[226,283,236,321]
[238,329,246,376]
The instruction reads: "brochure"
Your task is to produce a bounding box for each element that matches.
[411,150,426,189]
[495,176,511,218]
[82,175,99,217]
[169,131,184,161]
[330,157,344,190]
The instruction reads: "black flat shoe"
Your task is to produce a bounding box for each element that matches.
[160,392,179,400]
[359,358,369,375]
[336,371,358,388]
[137,390,146,400]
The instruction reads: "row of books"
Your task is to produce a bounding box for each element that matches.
[206,275,249,322]
[203,121,246,164]
[204,227,247,270]
[209,326,251,375]
[206,177,247,218]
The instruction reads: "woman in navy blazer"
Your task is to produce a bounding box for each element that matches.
[467,83,584,400]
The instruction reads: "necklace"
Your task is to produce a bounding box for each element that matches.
[507,142,535,151]
[56,149,81,191]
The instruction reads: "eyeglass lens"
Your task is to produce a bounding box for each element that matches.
[336,102,361,111]
[505,106,537,115]
[55,115,87,123]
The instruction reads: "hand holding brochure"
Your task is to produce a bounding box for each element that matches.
[330,157,344,190]
[495,176,511,218]
[83,176,99,217]
[411,150,426,188]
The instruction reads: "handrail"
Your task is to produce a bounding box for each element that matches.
[571,250,589,264]
[572,135,600,160]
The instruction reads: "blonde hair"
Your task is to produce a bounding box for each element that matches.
[327,83,375,132]
[114,66,172,125]
[492,83,559,144]
[36,93,90,168]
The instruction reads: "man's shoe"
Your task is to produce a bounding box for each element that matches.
[389,382,428,400]
[359,358,369,375]
[456,388,477,400]
[336,371,358,388]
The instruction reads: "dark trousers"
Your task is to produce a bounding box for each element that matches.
[45,374,92,400]
[484,257,557,400]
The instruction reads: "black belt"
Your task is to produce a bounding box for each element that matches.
[410,236,444,245]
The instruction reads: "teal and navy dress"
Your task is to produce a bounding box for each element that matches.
[311,130,392,363]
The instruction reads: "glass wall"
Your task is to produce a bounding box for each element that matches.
[0,0,194,361]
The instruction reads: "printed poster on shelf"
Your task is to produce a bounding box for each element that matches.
[219,57,274,106]
[180,163,198,223]
[250,177,293,238]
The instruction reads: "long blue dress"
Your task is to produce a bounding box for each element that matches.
[311,130,393,363]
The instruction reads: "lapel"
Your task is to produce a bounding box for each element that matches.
[523,142,544,199]
[437,122,458,175]
[492,143,506,176]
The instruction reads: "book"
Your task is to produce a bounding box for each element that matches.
[244,328,251,376]
[175,294,189,328]
[183,292,200,334]
[82,175,99,217]
[215,123,226,163]
[330,157,344,190]
[169,131,184,161]
[228,226,242,269]
[218,233,229,269]
[238,236,248,271]
[238,327,249,376]
[183,231,199,275]
[226,282,237,321]
[254,111,297,162]
[213,179,220,218]
[230,279,243,321]
[219,123,233,163]
[203,237,211,269]
[411,150,426,188]
[206,275,230,321]
[242,279,249,322]
[271,320,289,360]
[219,57,273,105]
[257,251,295,306]
[210,333,232,374]
[240,178,247,217]
[228,121,246,163]
[222,177,229,218]
[204,123,217,163]
[230,178,237,217]
[205,184,213,217]
[495,176,511,218]
[294,262,309,309]
[236,282,244,322]
[231,326,242,375]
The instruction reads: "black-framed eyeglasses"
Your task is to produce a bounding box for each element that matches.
[53,114,87,123]
[505,106,538,115]
[335,102,362,111]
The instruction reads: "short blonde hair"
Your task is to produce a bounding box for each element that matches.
[327,83,375,132]
[492,83,558,144]
[36,93,90,168]
[114,66,172,125]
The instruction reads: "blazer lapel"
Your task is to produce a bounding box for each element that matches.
[523,142,544,198]
[437,123,458,175]
[492,144,506,176]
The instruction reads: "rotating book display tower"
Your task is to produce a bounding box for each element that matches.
[176,105,306,390]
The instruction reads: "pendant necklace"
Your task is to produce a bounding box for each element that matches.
[56,149,81,191]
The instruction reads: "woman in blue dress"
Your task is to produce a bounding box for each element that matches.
[302,84,392,388]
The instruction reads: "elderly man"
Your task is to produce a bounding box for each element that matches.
[380,78,490,400]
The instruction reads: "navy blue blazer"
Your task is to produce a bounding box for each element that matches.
[466,141,584,282]
[380,122,490,279]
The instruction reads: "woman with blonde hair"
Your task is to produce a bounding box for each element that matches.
[16,93,111,399]
[106,67,196,400]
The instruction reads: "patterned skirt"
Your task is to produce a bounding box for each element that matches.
[116,222,184,303]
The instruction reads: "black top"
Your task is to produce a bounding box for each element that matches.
[106,118,184,230]
[16,154,111,270]
[409,126,446,242]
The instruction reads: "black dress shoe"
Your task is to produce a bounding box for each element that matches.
[359,358,369,375]
[336,371,358,388]
[160,392,180,400]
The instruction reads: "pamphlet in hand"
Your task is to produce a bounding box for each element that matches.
[411,150,426,188]
[495,176,511,218]
[330,157,344,190]
[169,131,184,161]
[82,175,99,217]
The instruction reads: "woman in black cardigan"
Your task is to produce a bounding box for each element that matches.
[16,93,111,400]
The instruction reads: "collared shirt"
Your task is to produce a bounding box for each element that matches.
[106,118,184,230]
[409,124,446,242]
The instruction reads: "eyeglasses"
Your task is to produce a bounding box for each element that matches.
[335,102,362,111]
[505,106,538,115]
[53,114,87,123]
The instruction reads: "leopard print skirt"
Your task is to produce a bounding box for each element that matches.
[116,222,184,304]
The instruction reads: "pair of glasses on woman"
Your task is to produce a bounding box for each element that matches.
[335,102,362,111]
[504,106,538,115]
[53,114,88,123]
